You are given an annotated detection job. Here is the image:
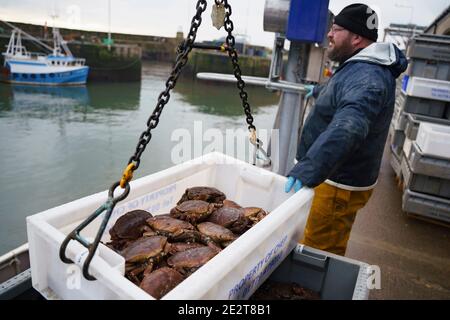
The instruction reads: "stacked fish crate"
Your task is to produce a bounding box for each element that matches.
[389,34,450,225]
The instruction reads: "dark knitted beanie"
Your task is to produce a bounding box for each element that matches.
[334,3,378,41]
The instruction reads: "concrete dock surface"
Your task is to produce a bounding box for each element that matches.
[346,144,450,299]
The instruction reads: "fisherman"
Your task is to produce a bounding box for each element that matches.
[285,4,408,256]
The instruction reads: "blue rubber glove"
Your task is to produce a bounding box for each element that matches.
[285,176,303,193]
[304,85,315,99]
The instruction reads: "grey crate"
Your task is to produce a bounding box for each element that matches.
[406,59,450,81]
[0,269,32,300]
[389,124,405,157]
[396,110,408,131]
[390,144,402,178]
[402,95,448,118]
[407,34,450,63]
[396,90,406,109]
[267,245,371,300]
[402,155,450,199]
[405,141,450,180]
[404,113,450,140]
[403,189,450,223]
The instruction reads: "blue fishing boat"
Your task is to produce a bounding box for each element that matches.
[1,25,89,86]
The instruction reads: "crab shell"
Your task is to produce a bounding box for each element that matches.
[167,246,219,271]
[109,210,153,240]
[177,186,226,205]
[197,222,238,243]
[243,207,269,221]
[207,206,249,234]
[250,280,321,300]
[166,242,205,255]
[125,263,154,285]
[170,200,221,224]
[120,236,168,264]
[140,267,184,299]
[147,216,195,234]
[222,199,242,209]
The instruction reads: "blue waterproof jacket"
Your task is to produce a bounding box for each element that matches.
[288,43,408,189]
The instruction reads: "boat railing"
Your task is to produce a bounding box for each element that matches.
[3,51,46,60]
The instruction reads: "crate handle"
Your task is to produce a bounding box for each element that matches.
[59,181,130,281]
[294,245,328,262]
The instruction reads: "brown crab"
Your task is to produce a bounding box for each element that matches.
[250,280,321,300]
[243,207,269,226]
[166,242,205,255]
[107,210,153,250]
[197,222,238,247]
[167,246,220,276]
[177,186,226,205]
[223,199,242,209]
[207,206,249,234]
[140,267,185,299]
[146,216,202,242]
[121,236,169,284]
[170,200,221,224]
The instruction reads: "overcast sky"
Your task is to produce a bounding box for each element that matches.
[0,0,448,47]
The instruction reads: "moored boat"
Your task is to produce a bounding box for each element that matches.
[1,26,89,86]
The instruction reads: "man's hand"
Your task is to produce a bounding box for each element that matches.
[305,85,315,99]
[285,176,303,193]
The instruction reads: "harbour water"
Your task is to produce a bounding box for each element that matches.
[0,62,280,255]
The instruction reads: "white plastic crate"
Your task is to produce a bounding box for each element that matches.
[402,76,450,102]
[392,104,408,131]
[26,152,314,300]
[403,189,450,223]
[403,137,413,159]
[416,122,450,159]
[389,144,402,178]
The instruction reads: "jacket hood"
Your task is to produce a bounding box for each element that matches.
[345,42,408,78]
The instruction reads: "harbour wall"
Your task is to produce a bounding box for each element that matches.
[0,22,271,81]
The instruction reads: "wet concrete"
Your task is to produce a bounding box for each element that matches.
[346,144,450,299]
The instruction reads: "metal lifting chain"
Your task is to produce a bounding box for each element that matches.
[59,0,269,281]
[218,0,270,166]
[218,0,255,131]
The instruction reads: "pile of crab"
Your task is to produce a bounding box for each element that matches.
[105,186,268,299]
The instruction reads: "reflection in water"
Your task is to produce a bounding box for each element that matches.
[87,82,140,110]
[0,85,91,123]
[0,82,141,121]
[174,76,280,117]
[14,85,89,105]
[1,85,89,111]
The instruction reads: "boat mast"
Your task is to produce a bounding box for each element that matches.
[48,11,72,58]
[1,20,54,53]
[5,29,17,56]
[16,30,24,56]
[52,27,73,57]
[108,0,112,51]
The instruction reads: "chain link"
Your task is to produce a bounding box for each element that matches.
[221,0,255,131]
[128,0,256,173]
